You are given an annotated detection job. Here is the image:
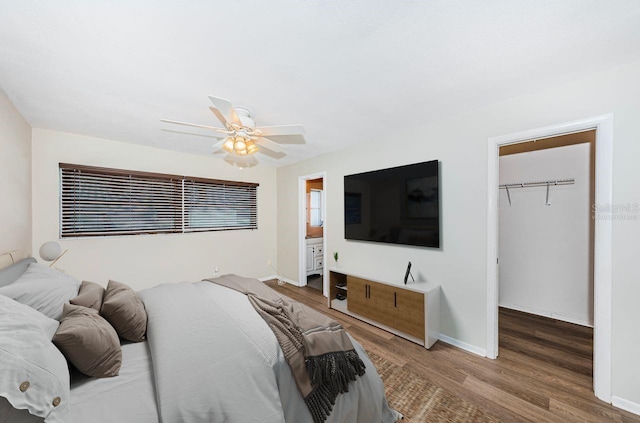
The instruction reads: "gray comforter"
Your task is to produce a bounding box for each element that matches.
[138,281,400,423]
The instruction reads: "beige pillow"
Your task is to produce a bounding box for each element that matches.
[70,281,105,311]
[100,280,147,342]
[53,303,122,378]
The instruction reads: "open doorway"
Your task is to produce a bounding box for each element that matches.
[487,114,613,403]
[498,130,595,391]
[298,172,327,295]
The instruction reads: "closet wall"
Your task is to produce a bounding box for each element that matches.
[498,140,593,326]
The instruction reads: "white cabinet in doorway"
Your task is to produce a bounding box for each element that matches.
[306,237,323,276]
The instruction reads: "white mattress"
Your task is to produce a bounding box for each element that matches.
[1,342,158,423]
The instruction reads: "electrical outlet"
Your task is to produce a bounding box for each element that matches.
[267,259,272,266]
[213,266,220,276]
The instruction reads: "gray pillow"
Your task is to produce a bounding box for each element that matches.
[53,303,122,378]
[0,295,70,422]
[0,263,80,320]
[100,280,147,342]
[70,280,105,311]
[0,257,37,288]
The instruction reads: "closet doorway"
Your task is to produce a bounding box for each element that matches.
[486,115,613,402]
[298,172,327,295]
[498,130,595,390]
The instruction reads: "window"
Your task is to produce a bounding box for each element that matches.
[60,163,258,237]
[309,189,323,227]
[183,178,257,232]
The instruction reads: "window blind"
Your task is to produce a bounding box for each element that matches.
[184,178,257,232]
[60,164,258,237]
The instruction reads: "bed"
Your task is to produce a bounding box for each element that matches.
[0,253,401,423]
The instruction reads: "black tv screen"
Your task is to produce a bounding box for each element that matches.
[344,160,439,248]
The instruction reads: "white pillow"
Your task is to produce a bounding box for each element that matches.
[0,295,71,422]
[0,295,59,340]
[0,263,80,320]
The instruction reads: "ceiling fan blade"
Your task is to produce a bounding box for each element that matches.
[257,148,286,160]
[256,137,286,153]
[161,129,226,139]
[255,125,305,137]
[259,134,306,145]
[209,107,228,127]
[211,138,229,155]
[160,119,226,133]
[208,96,241,125]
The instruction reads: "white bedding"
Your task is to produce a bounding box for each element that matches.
[2,279,399,423]
[139,281,400,423]
[1,342,157,423]
[68,342,158,422]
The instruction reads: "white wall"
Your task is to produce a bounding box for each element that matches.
[277,59,640,406]
[0,90,32,255]
[499,144,593,326]
[31,129,278,291]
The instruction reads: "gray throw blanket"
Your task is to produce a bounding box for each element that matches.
[205,275,366,423]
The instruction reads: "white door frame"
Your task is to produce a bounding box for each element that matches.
[486,114,613,402]
[298,172,327,295]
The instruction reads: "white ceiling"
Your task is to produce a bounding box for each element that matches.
[1,1,640,167]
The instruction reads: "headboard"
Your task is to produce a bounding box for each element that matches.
[0,250,29,271]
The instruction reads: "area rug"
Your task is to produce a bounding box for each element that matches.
[367,351,501,423]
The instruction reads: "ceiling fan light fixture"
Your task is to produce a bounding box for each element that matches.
[161,95,306,168]
[234,138,247,151]
[224,154,258,169]
[246,141,259,155]
[222,138,235,153]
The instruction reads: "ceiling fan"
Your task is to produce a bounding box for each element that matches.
[161,96,306,168]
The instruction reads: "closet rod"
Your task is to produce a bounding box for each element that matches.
[499,178,574,189]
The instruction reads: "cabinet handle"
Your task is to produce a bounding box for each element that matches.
[394,292,397,307]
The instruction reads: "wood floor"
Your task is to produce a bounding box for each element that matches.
[265,280,640,423]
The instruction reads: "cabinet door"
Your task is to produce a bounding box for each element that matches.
[368,282,395,327]
[306,246,314,272]
[346,276,368,317]
[393,289,425,340]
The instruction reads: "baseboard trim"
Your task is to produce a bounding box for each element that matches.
[258,275,303,286]
[281,276,301,286]
[438,334,486,357]
[612,396,640,416]
[499,303,593,328]
[258,275,280,282]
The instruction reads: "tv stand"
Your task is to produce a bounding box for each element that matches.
[329,268,440,348]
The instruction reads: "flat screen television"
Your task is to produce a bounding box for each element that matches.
[344,160,439,248]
